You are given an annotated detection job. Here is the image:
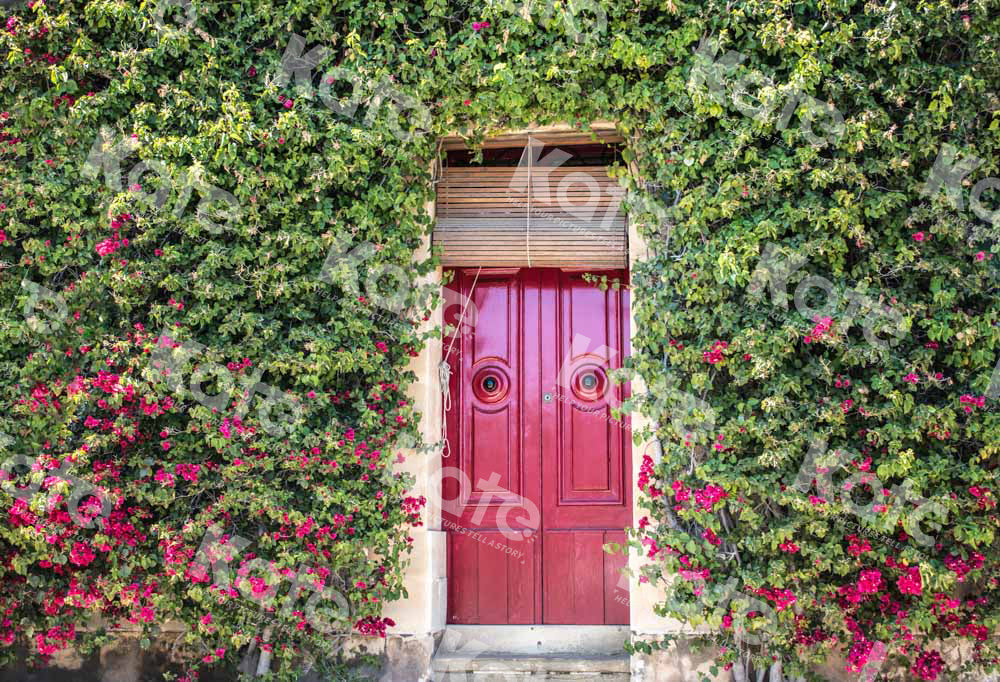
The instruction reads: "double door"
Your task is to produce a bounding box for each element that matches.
[443,268,631,625]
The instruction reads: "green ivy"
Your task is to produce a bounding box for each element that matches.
[0,0,997,679]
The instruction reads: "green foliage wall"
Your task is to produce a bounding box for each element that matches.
[0,0,997,679]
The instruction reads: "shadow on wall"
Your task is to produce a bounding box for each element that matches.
[0,637,384,682]
[0,639,242,682]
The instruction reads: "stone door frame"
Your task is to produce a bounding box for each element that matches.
[380,122,688,678]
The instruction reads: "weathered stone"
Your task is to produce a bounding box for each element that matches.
[99,637,142,682]
[629,639,725,682]
[382,633,438,681]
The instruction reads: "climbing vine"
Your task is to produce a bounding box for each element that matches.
[0,0,997,679]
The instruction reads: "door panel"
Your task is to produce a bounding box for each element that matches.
[446,531,537,625]
[444,268,630,625]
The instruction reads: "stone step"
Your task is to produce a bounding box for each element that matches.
[431,653,630,681]
[438,625,629,656]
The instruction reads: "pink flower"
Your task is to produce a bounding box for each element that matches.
[69,541,96,567]
[154,469,175,487]
[912,231,925,242]
[897,566,922,595]
[161,440,171,451]
[903,373,919,384]
[847,535,871,557]
[911,649,944,681]
[702,340,728,364]
[463,99,471,106]
[751,586,797,611]
[375,341,389,353]
[472,20,490,32]
[857,569,883,594]
[284,99,293,109]
[175,463,201,483]
[975,251,985,261]
[95,238,119,257]
[693,484,728,512]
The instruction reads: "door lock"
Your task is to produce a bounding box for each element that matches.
[543,392,553,403]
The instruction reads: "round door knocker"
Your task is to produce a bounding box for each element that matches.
[570,364,609,402]
[472,366,510,403]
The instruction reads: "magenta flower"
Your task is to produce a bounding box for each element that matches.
[897,566,923,595]
[95,238,119,257]
[857,569,883,594]
[69,541,96,567]
[701,528,722,546]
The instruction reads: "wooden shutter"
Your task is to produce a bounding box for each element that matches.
[433,162,626,268]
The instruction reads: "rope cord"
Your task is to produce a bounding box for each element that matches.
[526,140,532,267]
[440,266,482,458]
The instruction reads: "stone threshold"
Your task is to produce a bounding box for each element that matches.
[437,625,630,657]
[433,652,629,673]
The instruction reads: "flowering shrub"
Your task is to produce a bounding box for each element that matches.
[0,0,997,680]
[624,1,1000,679]
[0,0,440,676]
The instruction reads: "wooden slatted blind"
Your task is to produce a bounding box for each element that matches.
[433,151,626,268]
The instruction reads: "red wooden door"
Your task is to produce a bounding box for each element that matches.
[443,268,631,625]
